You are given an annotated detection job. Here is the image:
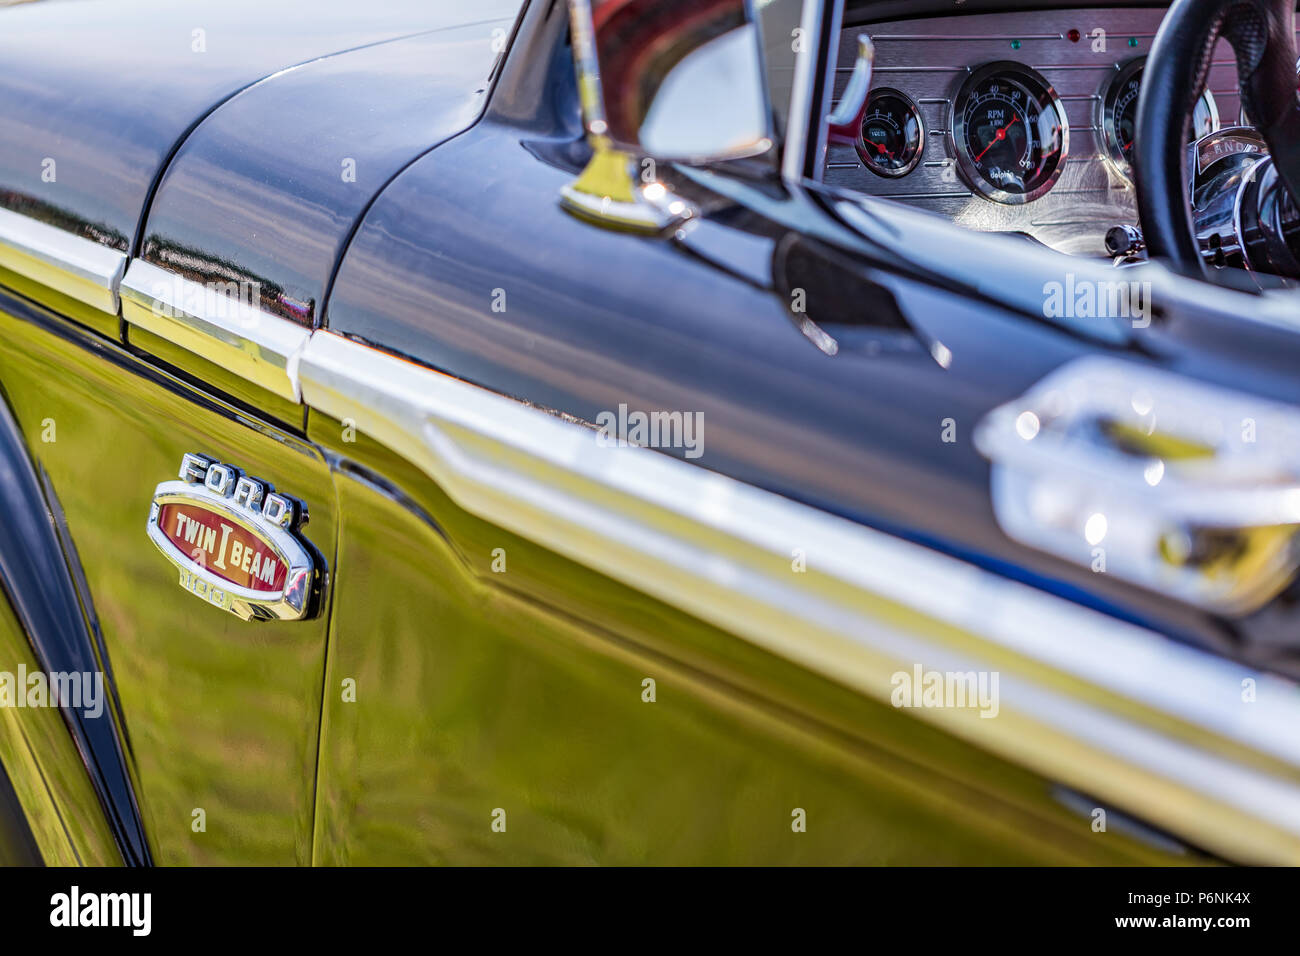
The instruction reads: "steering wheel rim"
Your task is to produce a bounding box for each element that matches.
[1135,0,1300,277]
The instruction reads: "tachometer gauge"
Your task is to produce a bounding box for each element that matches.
[857,89,924,177]
[1102,58,1219,181]
[951,62,1068,204]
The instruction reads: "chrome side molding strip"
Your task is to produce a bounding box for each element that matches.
[300,330,1300,864]
[120,260,309,402]
[0,207,126,314]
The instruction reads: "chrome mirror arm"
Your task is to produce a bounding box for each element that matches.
[826,35,875,147]
[558,144,696,234]
[557,0,699,234]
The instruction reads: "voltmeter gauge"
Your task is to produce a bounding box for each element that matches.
[857,89,925,178]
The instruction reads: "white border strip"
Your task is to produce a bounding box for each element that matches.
[119,260,309,402]
[0,207,125,314]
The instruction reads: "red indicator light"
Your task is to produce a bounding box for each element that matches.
[1068,28,1081,42]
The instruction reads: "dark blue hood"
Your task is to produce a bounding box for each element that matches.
[0,0,518,252]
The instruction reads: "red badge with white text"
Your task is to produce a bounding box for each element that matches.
[146,453,320,621]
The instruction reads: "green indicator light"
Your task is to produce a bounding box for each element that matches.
[1010,39,1022,50]
[1128,37,1139,47]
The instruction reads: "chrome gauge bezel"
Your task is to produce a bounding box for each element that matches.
[856,88,926,178]
[1099,58,1145,180]
[1102,57,1219,183]
[949,61,1070,205]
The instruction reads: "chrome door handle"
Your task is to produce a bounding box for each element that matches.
[975,357,1300,614]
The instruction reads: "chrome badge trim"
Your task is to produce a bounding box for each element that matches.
[146,453,318,621]
[0,207,126,314]
[120,260,310,402]
[301,330,1300,864]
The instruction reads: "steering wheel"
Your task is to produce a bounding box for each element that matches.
[1135,0,1300,276]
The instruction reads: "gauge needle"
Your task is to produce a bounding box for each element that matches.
[871,141,894,158]
[975,115,1019,162]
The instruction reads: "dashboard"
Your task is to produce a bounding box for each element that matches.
[822,6,1286,257]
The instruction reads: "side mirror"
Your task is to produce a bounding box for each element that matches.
[579,0,772,162]
[562,0,774,232]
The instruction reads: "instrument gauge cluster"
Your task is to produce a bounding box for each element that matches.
[850,43,1235,206]
[949,61,1069,204]
[843,45,1239,209]
[823,9,1288,254]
